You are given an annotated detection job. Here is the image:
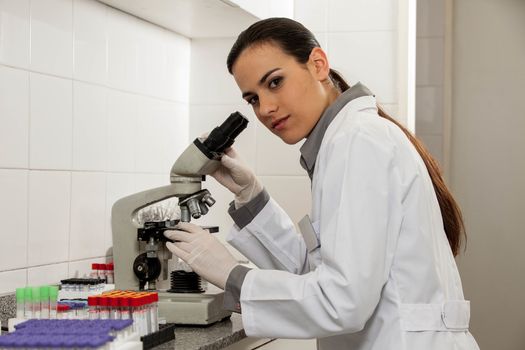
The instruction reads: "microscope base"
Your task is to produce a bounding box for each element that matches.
[157,288,232,325]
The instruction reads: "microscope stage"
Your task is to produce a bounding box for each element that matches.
[157,288,232,325]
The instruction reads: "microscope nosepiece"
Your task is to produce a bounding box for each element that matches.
[178,189,217,221]
[180,206,191,222]
[202,194,216,207]
[187,198,202,219]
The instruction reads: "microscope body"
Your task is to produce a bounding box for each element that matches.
[111,112,248,324]
[111,179,201,292]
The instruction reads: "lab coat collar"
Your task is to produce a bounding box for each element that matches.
[299,82,374,179]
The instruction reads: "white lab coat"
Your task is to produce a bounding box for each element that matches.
[226,96,480,350]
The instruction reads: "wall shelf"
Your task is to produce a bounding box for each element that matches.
[97,0,260,38]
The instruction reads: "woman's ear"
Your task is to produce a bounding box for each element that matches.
[308,47,330,81]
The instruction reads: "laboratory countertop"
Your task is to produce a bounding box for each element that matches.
[153,313,246,350]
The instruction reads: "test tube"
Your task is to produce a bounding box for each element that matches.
[49,286,58,319]
[143,295,152,335]
[40,286,50,319]
[24,287,32,319]
[109,296,120,320]
[97,263,105,283]
[150,292,159,332]
[88,296,99,320]
[130,296,142,335]
[106,263,114,284]
[76,301,88,319]
[119,296,131,320]
[15,288,25,319]
[32,286,42,319]
[98,296,109,319]
[56,304,70,319]
[90,263,99,279]
[142,294,151,335]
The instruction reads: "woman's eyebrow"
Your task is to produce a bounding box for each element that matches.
[259,68,281,84]
[242,68,281,98]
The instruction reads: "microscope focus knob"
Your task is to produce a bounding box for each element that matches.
[133,253,161,290]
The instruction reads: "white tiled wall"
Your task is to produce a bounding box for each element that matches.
[415,0,445,166]
[0,0,406,293]
[295,0,399,111]
[0,0,190,294]
[0,66,29,168]
[27,171,71,267]
[189,1,399,260]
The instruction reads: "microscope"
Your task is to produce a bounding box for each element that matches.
[111,112,248,325]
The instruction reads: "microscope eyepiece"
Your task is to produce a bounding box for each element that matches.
[198,111,249,158]
[214,111,249,143]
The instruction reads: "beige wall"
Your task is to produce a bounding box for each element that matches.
[415,0,445,166]
[450,0,525,349]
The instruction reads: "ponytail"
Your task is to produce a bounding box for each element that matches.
[329,69,350,92]
[376,106,466,256]
[330,69,466,256]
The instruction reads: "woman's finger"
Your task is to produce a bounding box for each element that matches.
[175,222,203,234]
[164,229,193,242]
[166,242,190,262]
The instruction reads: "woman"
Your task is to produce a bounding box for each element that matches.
[165,18,480,349]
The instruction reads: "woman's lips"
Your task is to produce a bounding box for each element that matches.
[272,116,289,131]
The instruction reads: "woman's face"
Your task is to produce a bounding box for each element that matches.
[232,42,335,144]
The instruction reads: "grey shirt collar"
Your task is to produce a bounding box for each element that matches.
[299,82,374,179]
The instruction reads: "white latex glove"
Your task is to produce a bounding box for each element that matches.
[211,147,263,208]
[164,222,238,290]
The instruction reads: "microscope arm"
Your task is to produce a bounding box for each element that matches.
[111,183,196,290]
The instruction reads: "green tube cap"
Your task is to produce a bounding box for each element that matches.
[31,287,41,302]
[24,287,32,301]
[40,285,50,300]
[49,285,59,299]
[16,288,25,302]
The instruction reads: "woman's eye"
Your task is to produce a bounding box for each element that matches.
[247,96,259,105]
[269,77,282,89]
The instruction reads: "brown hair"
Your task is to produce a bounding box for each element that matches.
[227,18,466,256]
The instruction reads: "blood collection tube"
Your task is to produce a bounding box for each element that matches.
[150,292,159,332]
[56,304,70,319]
[130,296,144,336]
[99,264,107,283]
[119,296,131,320]
[76,301,88,319]
[16,288,25,319]
[32,287,41,319]
[109,296,121,319]
[143,294,152,335]
[90,263,100,279]
[98,296,109,319]
[106,263,114,284]
[88,296,98,320]
[40,286,50,319]
[24,287,32,319]
[49,286,58,319]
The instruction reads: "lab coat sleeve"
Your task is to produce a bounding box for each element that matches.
[226,197,310,274]
[239,127,404,338]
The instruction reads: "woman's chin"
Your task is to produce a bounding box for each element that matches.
[278,133,303,145]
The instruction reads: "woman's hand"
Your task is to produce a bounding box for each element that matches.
[164,222,238,290]
[212,147,263,208]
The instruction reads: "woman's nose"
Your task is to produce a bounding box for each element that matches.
[258,95,278,117]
